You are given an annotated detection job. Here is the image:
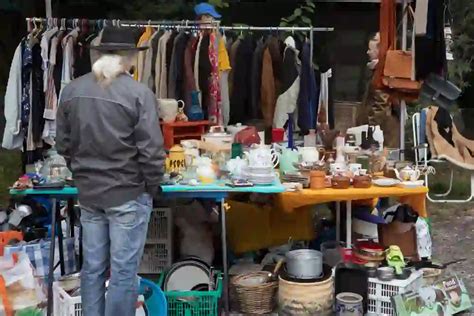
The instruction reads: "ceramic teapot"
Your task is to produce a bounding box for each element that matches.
[244,143,279,168]
[297,147,319,163]
[393,166,421,182]
[274,144,300,174]
[226,157,248,179]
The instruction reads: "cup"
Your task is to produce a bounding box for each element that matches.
[336,292,363,316]
[349,163,362,176]
[231,143,243,158]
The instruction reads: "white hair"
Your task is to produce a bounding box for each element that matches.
[92,51,137,86]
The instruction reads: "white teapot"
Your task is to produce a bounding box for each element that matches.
[244,143,279,168]
[226,157,248,178]
[393,166,421,182]
[297,147,319,163]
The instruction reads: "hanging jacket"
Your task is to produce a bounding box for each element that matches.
[297,42,318,133]
[2,43,24,150]
[229,36,254,125]
[260,46,276,127]
[198,34,211,119]
[274,46,300,128]
[250,38,265,119]
[183,36,198,114]
[168,32,189,100]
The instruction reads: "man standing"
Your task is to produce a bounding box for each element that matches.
[56,27,164,316]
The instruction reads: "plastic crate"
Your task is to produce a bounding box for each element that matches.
[139,208,173,274]
[53,282,82,316]
[159,272,223,316]
[147,208,172,243]
[139,243,170,274]
[53,279,166,316]
[367,269,423,316]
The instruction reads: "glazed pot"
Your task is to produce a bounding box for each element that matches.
[285,249,323,280]
[279,273,333,316]
[336,292,363,316]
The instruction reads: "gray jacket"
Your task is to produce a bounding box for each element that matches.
[56,73,165,209]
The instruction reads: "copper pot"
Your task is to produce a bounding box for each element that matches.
[310,171,326,190]
[353,175,372,188]
[331,176,350,189]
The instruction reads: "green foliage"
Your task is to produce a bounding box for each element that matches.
[448,0,474,89]
[279,0,315,41]
[280,0,315,28]
[207,0,229,9]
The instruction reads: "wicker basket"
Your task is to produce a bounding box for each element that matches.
[233,272,278,314]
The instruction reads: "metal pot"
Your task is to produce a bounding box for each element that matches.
[285,249,323,279]
[201,126,233,147]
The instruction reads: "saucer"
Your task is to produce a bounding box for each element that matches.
[398,180,424,188]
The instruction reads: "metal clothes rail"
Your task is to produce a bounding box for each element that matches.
[26,17,334,79]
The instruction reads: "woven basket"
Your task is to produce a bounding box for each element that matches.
[233,272,278,314]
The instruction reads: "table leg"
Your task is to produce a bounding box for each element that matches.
[68,199,75,237]
[57,203,66,275]
[346,200,352,248]
[220,198,229,315]
[47,198,57,316]
[336,202,341,242]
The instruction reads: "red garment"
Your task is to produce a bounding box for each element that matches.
[208,32,222,124]
[372,0,396,89]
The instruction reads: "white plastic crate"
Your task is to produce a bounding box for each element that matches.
[146,208,172,243]
[139,208,173,274]
[53,282,82,316]
[367,269,423,316]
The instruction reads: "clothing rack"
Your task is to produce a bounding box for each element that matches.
[26,17,334,83]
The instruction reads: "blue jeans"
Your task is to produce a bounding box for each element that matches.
[80,193,152,316]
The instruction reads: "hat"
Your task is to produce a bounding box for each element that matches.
[91,26,148,51]
[194,3,221,19]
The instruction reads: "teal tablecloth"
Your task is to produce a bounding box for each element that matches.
[10,187,79,197]
[10,181,285,198]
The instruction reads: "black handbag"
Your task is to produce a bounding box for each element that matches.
[419,73,461,110]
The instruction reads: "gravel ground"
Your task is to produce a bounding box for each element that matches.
[430,202,474,314]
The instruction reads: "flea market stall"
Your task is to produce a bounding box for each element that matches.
[2,1,472,315]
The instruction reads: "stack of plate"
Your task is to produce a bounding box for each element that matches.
[281,171,310,188]
[243,166,276,185]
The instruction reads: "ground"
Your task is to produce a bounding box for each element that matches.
[430,202,474,314]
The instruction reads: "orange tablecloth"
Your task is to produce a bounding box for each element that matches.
[276,186,429,217]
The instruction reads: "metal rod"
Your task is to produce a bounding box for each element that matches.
[25,17,334,32]
[346,200,352,248]
[220,198,229,315]
[336,201,341,242]
[47,198,57,316]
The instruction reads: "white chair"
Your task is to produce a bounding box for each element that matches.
[412,111,474,203]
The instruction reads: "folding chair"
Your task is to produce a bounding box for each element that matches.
[412,110,474,203]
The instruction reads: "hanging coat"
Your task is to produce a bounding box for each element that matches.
[297,42,318,133]
[2,43,24,150]
[274,46,300,128]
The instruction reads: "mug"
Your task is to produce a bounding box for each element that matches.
[158,99,185,122]
[349,163,362,176]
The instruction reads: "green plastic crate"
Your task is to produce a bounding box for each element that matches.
[158,272,223,316]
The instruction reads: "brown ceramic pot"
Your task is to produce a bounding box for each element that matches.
[310,170,326,190]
